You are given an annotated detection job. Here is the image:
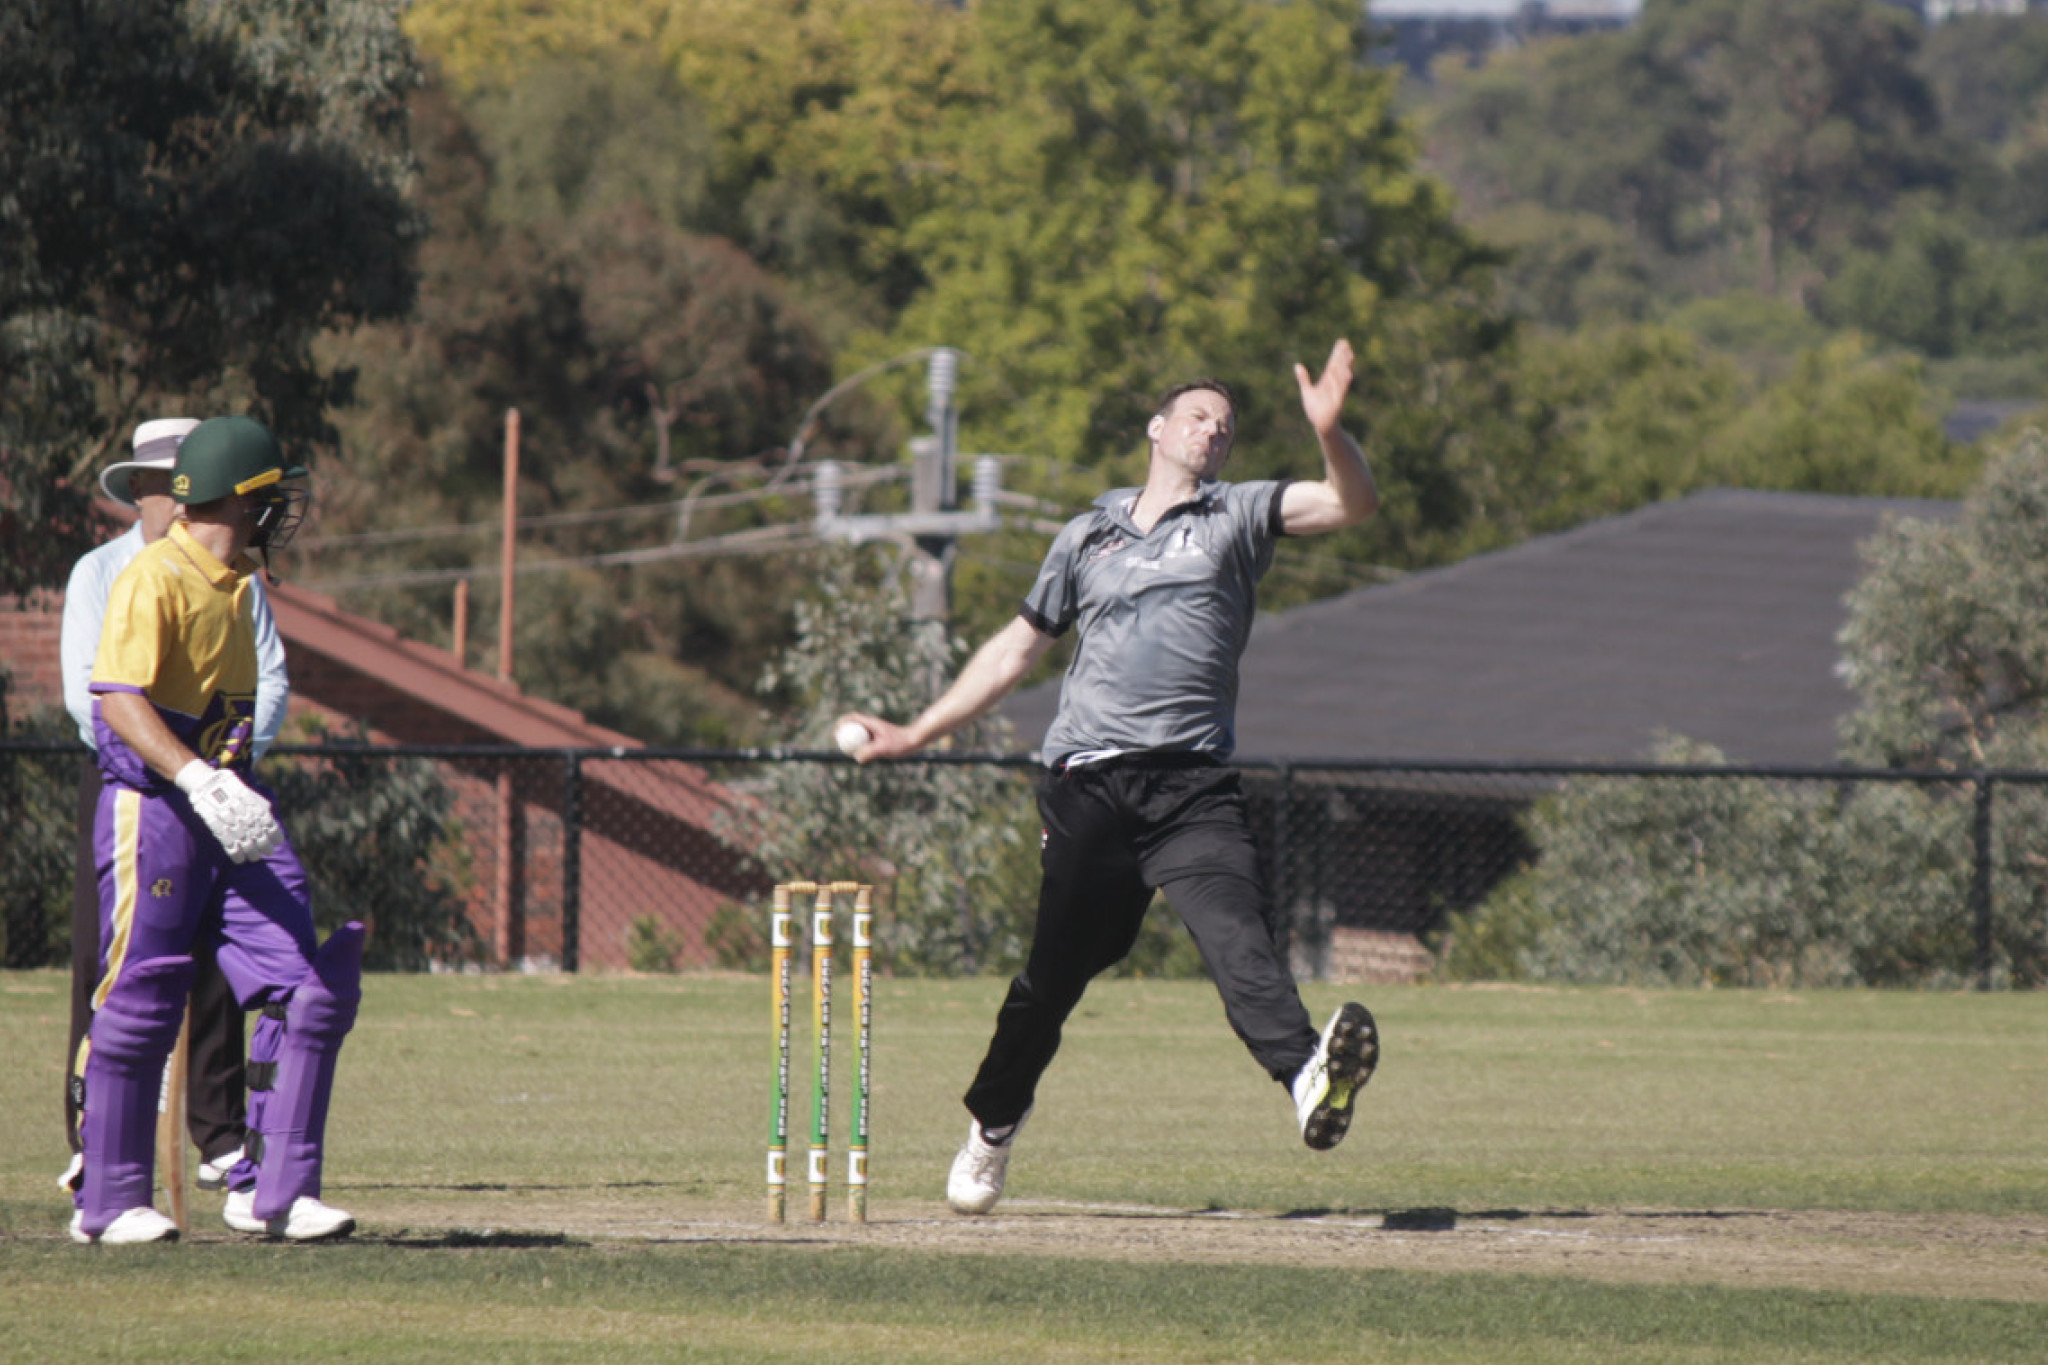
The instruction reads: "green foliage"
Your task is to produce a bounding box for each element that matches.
[622,914,688,973]
[1460,737,2034,987]
[1424,0,1950,300]
[1454,436,2048,989]
[722,548,1036,975]
[310,85,876,739]
[887,0,1503,507]
[266,722,480,971]
[466,56,715,239]
[0,703,81,969]
[1469,204,1657,330]
[1430,870,1544,983]
[1713,336,1974,497]
[702,901,767,972]
[0,0,423,595]
[1838,429,2048,767]
[1820,210,2048,359]
[1468,325,1970,549]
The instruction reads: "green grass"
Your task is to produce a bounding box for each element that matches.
[4,971,2046,1362]
[4,1241,2046,1364]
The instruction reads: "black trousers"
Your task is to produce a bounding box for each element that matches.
[962,758,1318,1130]
[67,761,247,1163]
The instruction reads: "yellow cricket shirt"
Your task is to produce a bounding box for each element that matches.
[89,522,261,786]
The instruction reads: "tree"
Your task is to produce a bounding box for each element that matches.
[408,0,979,338]
[851,0,1514,582]
[265,722,481,971]
[1421,0,1957,304]
[1638,0,1950,297]
[309,87,881,737]
[1447,737,2008,988]
[0,0,423,594]
[722,549,1037,975]
[1838,429,2048,770]
[1445,431,2048,989]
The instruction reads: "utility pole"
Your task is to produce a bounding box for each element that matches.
[909,347,960,625]
[813,346,1003,626]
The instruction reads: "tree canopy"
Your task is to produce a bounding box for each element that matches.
[0,0,423,594]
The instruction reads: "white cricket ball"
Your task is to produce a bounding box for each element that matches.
[834,720,872,755]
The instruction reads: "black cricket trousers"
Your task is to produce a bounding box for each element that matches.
[962,757,1319,1130]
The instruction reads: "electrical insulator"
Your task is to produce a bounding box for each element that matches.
[814,460,843,521]
[927,348,959,403]
[973,455,1001,516]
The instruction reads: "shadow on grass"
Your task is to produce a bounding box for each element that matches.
[369,1229,582,1249]
[344,1180,681,1193]
[1279,1207,1782,1231]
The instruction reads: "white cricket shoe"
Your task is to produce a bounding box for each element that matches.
[70,1206,180,1245]
[946,1111,1029,1215]
[222,1188,265,1233]
[197,1146,244,1191]
[56,1152,83,1193]
[1293,1002,1380,1152]
[224,1189,357,1241]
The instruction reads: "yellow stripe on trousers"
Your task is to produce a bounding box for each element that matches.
[75,787,145,1081]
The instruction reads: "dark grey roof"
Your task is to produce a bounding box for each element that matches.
[1000,489,1959,765]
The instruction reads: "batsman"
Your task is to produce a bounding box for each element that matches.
[75,415,361,1244]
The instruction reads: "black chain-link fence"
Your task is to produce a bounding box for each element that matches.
[4,742,2043,987]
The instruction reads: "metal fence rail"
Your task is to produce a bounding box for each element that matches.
[3,742,2042,988]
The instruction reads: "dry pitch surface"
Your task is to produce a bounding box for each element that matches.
[132,1190,2048,1305]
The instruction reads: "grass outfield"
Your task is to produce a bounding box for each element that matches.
[2,971,2045,1362]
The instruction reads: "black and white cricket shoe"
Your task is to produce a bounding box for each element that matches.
[1292,1002,1380,1151]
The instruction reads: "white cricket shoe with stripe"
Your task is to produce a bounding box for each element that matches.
[1293,1002,1380,1151]
[946,1111,1029,1215]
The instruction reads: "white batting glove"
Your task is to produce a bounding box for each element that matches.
[174,760,283,864]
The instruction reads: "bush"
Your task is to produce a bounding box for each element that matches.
[0,695,81,969]
[1447,737,2046,988]
[266,723,481,971]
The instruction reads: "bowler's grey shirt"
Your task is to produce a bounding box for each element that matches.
[1023,479,1290,767]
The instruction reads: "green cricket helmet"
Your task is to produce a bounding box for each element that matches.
[171,415,310,551]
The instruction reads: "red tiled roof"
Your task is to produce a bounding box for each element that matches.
[265,581,642,749]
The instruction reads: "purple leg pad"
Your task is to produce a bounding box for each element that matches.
[79,955,197,1235]
[228,1006,288,1192]
[253,923,364,1220]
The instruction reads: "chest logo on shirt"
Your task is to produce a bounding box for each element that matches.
[150,878,175,899]
[1085,533,1131,564]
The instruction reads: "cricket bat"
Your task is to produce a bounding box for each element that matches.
[156,1004,190,1232]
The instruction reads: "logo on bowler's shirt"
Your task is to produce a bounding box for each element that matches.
[150,878,174,899]
[1084,533,1130,563]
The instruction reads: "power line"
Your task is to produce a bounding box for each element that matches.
[294,464,912,551]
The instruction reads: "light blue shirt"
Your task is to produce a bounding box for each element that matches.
[61,523,290,758]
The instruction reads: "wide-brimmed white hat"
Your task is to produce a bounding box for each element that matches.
[99,418,202,507]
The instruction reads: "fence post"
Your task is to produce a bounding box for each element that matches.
[1273,762,1296,976]
[1972,774,1994,992]
[562,751,582,973]
[493,759,525,968]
